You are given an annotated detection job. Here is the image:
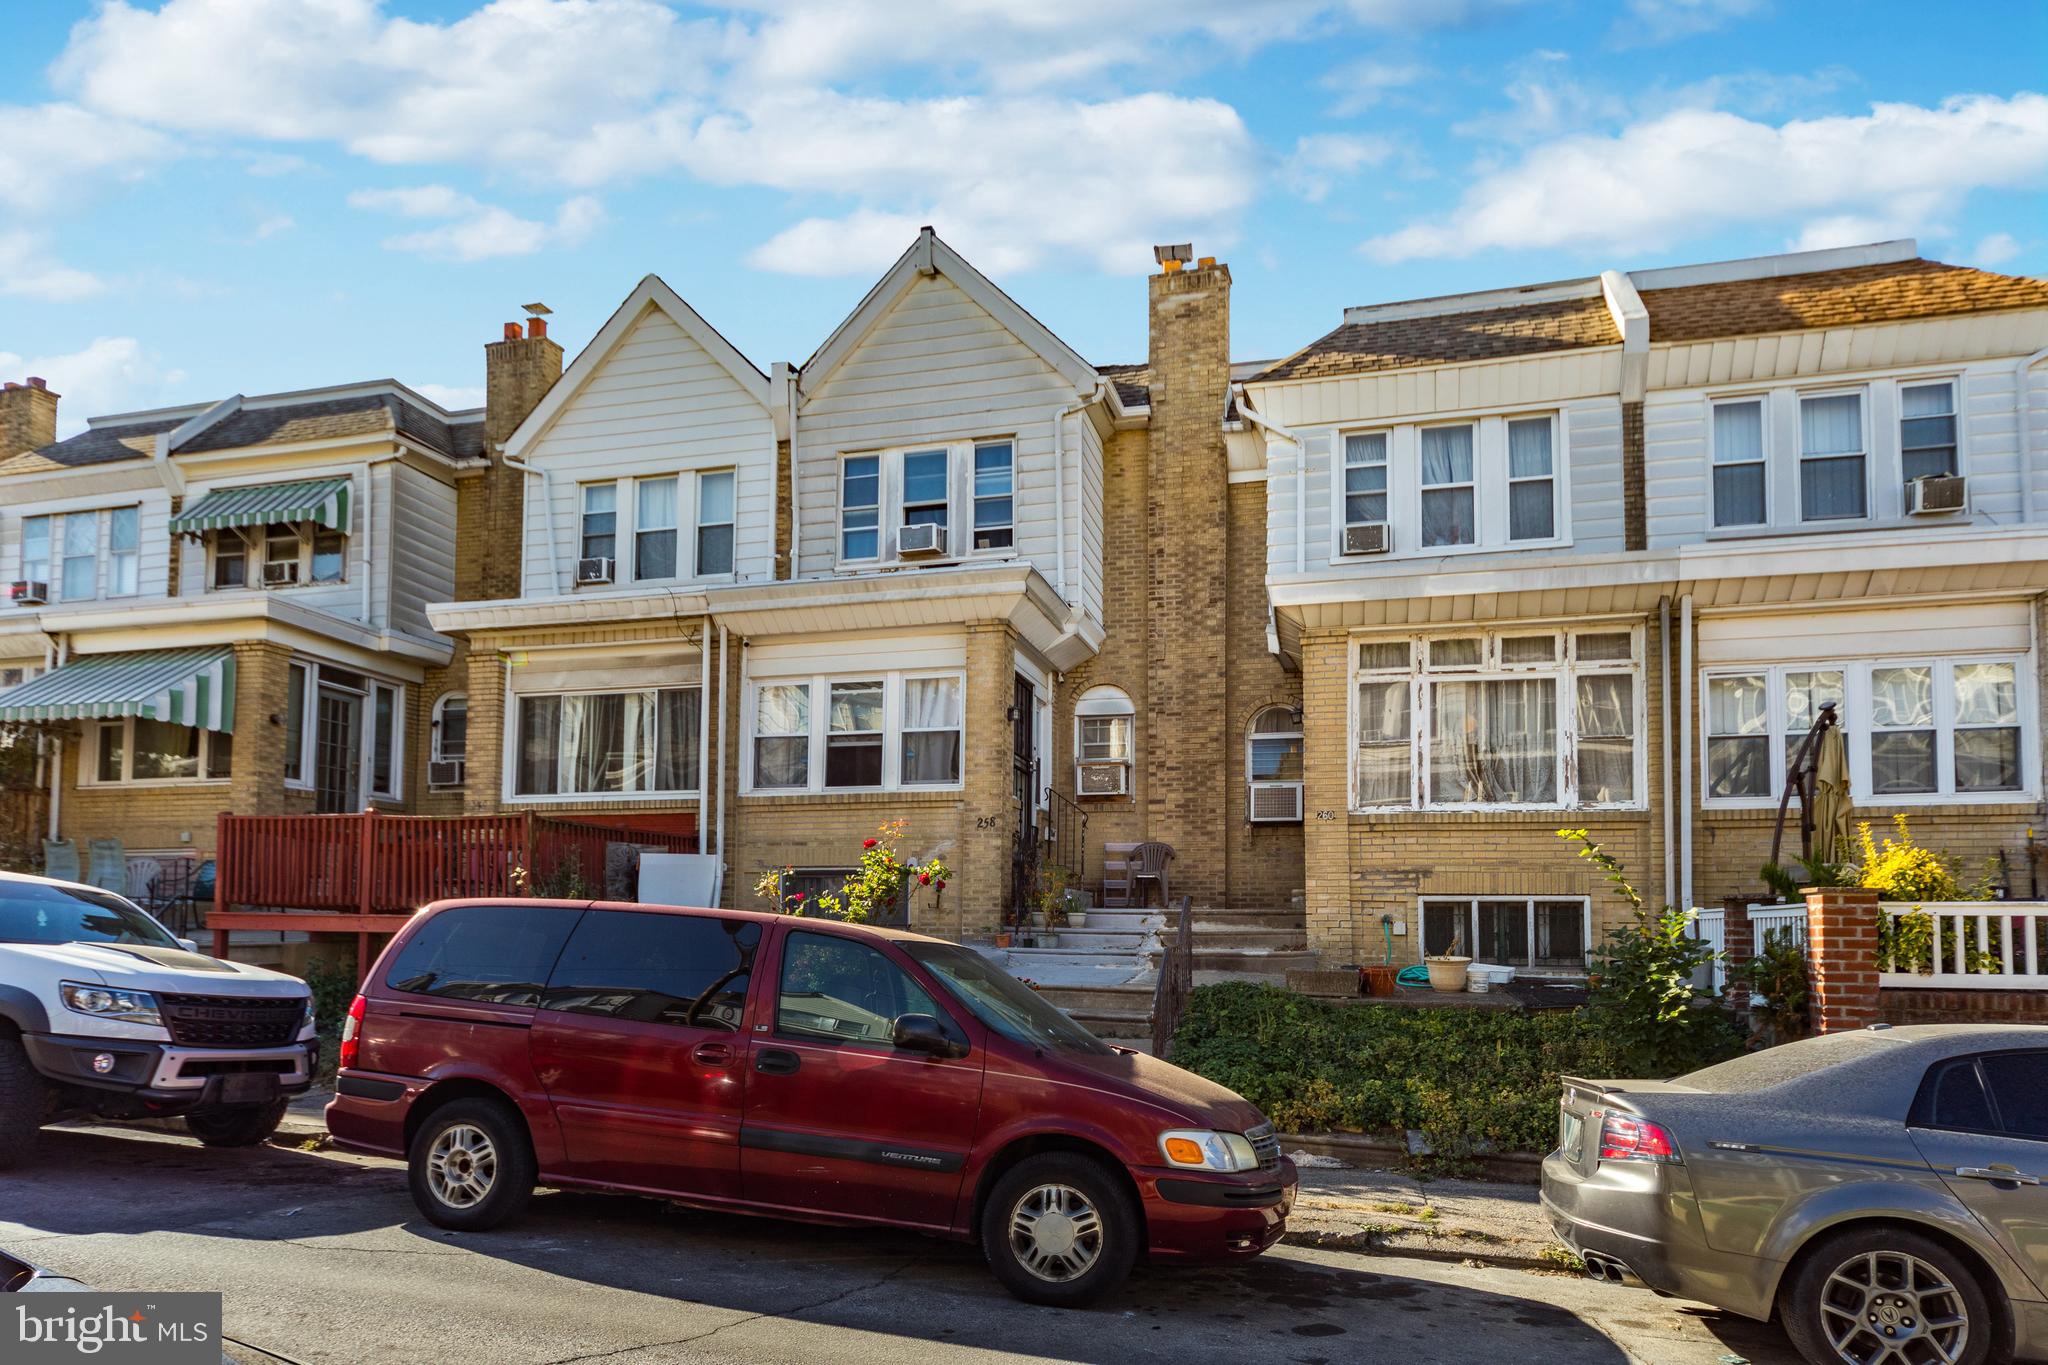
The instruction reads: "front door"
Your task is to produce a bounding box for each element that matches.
[1012,674,1036,825]
[313,686,362,813]
[740,927,983,1230]
[530,910,759,1202]
[1907,1048,2048,1295]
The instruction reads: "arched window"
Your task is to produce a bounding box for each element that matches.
[1074,685,1134,797]
[430,693,468,787]
[1247,705,1303,822]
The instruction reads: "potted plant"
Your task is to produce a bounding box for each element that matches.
[1063,887,1090,929]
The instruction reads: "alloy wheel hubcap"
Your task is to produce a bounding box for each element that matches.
[1009,1183,1104,1283]
[426,1124,497,1209]
[1819,1251,1967,1364]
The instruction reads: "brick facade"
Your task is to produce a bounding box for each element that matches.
[1805,887,1882,1033]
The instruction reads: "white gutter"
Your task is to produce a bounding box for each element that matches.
[502,450,557,594]
[715,624,729,889]
[2019,346,2048,526]
[1678,594,1694,915]
[1659,596,1674,912]
[1049,385,1101,603]
[1600,270,1650,405]
[1234,387,1304,574]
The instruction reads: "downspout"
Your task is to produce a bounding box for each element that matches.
[1234,386,1303,574]
[502,450,556,595]
[359,464,374,624]
[1050,385,1102,604]
[715,625,730,892]
[47,634,67,841]
[699,615,713,857]
[1659,596,1675,912]
[787,368,802,579]
[2019,346,2048,526]
[1679,594,1694,915]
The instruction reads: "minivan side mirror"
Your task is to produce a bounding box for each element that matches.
[176,938,200,954]
[893,1013,965,1058]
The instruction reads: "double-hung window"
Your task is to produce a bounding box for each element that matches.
[1900,381,1958,483]
[514,686,702,797]
[20,508,143,601]
[61,514,98,599]
[89,717,231,785]
[1799,391,1867,521]
[696,470,735,576]
[902,449,949,535]
[1419,425,1475,547]
[1351,629,1641,810]
[972,441,1014,551]
[634,476,678,580]
[1343,432,1388,533]
[580,483,617,565]
[21,517,50,589]
[749,672,964,793]
[1703,658,2030,805]
[841,456,880,561]
[1505,417,1556,541]
[108,507,139,596]
[1711,398,1767,528]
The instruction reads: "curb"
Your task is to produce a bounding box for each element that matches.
[1279,1225,1565,1272]
[1280,1131,1545,1184]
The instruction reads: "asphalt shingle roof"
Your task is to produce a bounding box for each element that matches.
[0,417,183,475]
[1639,258,2048,343]
[1097,363,1149,408]
[1255,294,1621,383]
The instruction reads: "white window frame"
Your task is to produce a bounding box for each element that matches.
[970,440,1015,552]
[83,716,232,787]
[1340,430,1390,539]
[368,680,404,801]
[1504,414,1560,543]
[1899,376,1962,485]
[1417,895,1594,975]
[742,669,967,794]
[579,481,618,569]
[1701,654,2038,809]
[19,506,144,602]
[1074,685,1136,798]
[1416,421,1477,549]
[280,660,404,799]
[429,692,468,787]
[20,515,51,590]
[1247,706,1304,823]
[1349,626,1647,813]
[835,439,1020,570]
[504,683,705,802]
[632,475,680,583]
[1328,409,1573,561]
[1709,395,1770,529]
[694,468,736,578]
[1796,386,1872,524]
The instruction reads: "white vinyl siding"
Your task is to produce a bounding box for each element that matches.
[386,463,457,639]
[518,304,777,596]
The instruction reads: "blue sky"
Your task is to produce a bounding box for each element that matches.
[2,0,2044,433]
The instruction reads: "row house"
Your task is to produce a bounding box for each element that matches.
[1244,240,2048,970]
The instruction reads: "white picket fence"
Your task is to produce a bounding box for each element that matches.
[1688,903,1808,995]
[1690,900,2048,992]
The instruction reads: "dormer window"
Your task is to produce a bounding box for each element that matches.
[210,522,347,589]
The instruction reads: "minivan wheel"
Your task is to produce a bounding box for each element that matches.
[0,1036,46,1171]
[981,1153,1139,1307]
[1782,1227,2000,1365]
[407,1098,534,1232]
[185,1099,288,1148]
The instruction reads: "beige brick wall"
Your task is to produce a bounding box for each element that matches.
[1222,481,1303,908]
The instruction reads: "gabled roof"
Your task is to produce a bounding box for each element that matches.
[505,274,773,458]
[802,228,1102,400]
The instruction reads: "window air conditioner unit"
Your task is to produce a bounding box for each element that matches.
[1907,474,1966,515]
[896,523,947,558]
[1343,523,1390,556]
[8,581,47,606]
[1077,762,1128,797]
[575,556,614,585]
[429,758,466,788]
[262,561,300,586]
[1248,781,1304,824]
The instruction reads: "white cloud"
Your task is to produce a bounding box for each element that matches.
[0,338,171,437]
[0,233,106,302]
[1321,59,1429,117]
[250,214,296,241]
[0,103,172,216]
[1452,52,1629,143]
[348,187,605,261]
[1366,93,2048,263]
[1615,0,1766,45]
[720,91,1257,276]
[1972,231,2023,267]
[1281,133,1396,202]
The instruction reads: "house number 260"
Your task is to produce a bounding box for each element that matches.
[1315,810,1339,820]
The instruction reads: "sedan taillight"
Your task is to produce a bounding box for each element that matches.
[338,994,366,1072]
[1597,1111,1681,1164]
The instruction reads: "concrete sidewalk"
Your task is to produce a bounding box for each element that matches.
[1286,1155,1566,1270]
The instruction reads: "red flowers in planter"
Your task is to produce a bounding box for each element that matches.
[918,871,932,885]
[863,837,879,849]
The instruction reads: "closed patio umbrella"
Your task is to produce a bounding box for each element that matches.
[1812,723,1853,864]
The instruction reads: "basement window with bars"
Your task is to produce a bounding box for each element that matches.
[1421,897,1591,974]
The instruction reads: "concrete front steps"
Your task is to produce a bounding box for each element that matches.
[1142,904,1317,986]
[1030,982,1157,1043]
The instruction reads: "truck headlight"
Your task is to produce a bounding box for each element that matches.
[1159,1129,1260,1173]
[59,982,162,1028]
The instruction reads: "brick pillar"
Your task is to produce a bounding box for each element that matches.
[1621,399,1646,552]
[463,647,506,815]
[1805,887,1881,1033]
[1301,631,1354,962]
[951,623,1020,939]
[1722,894,1754,968]
[1143,255,1231,905]
[226,641,295,820]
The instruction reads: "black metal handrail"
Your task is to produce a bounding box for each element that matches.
[1041,785,1089,884]
[1151,895,1194,1057]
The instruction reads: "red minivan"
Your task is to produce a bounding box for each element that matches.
[326,900,1296,1305]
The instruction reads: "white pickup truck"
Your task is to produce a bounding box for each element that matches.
[0,869,317,1168]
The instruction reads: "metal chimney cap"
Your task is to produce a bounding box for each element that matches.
[1153,244,1192,265]
[521,302,553,317]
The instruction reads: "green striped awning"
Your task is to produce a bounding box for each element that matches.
[169,477,351,537]
[0,648,236,732]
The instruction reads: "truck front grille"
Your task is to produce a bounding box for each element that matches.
[159,994,302,1048]
[1245,1121,1282,1172]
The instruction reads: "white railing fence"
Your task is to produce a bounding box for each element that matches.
[1879,903,2048,990]
[1687,903,1809,996]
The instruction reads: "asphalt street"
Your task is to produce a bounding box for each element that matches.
[2,1123,1803,1365]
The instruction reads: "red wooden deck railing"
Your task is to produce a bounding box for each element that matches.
[210,810,700,976]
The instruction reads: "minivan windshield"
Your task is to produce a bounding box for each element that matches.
[906,942,1112,1055]
[0,881,178,949]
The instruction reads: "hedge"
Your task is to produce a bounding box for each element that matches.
[1169,982,1635,1155]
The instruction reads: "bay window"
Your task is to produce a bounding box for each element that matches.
[1703,657,2030,805]
[1351,628,1642,810]
[514,686,702,797]
[748,671,964,793]
[1799,391,1866,521]
[89,716,231,785]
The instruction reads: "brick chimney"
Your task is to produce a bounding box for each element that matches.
[1143,247,1232,904]
[0,377,59,458]
[459,316,563,601]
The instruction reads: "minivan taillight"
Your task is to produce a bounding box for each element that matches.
[1597,1111,1680,1164]
[338,994,366,1072]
